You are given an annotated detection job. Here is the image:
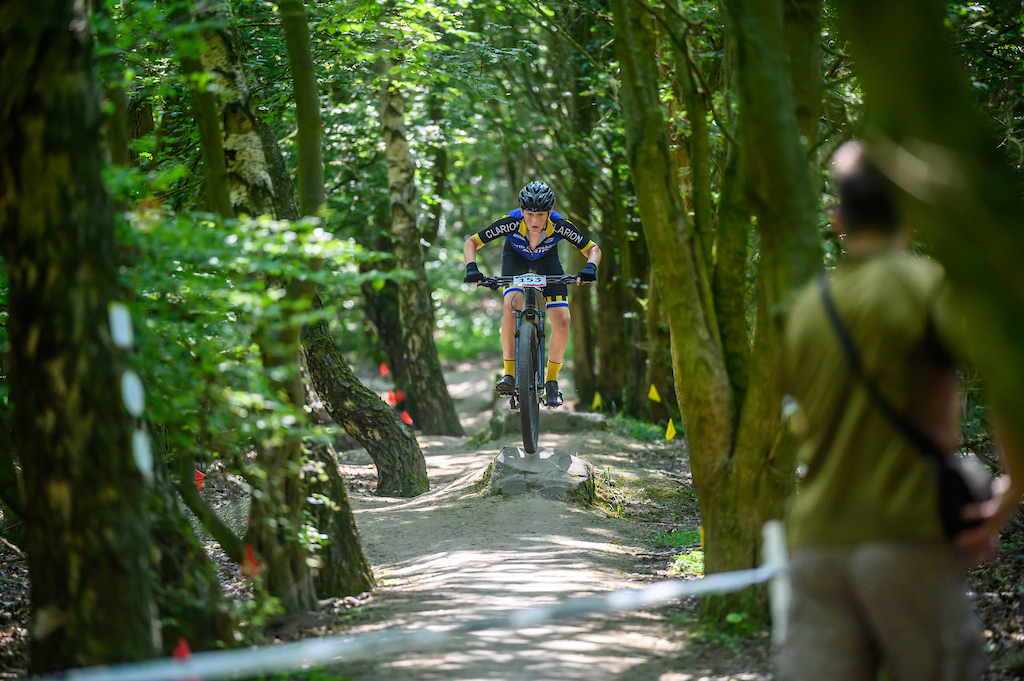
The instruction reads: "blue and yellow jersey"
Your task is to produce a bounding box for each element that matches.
[470,208,597,261]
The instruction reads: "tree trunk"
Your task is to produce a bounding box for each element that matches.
[564,9,598,409]
[830,0,1024,471]
[246,40,427,500]
[0,0,158,669]
[643,271,676,424]
[192,0,275,217]
[612,0,820,625]
[594,167,649,416]
[302,296,429,497]
[150,449,236,653]
[191,0,320,615]
[783,0,824,148]
[183,53,235,217]
[423,90,449,246]
[279,0,325,216]
[308,444,376,596]
[723,0,821,298]
[377,59,464,436]
[566,244,597,409]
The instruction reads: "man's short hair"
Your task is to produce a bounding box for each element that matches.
[831,140,900,235]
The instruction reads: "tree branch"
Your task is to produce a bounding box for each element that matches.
[176,456,246,564]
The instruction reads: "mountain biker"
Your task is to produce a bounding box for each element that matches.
[463,180,602,408]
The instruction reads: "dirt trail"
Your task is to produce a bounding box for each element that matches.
[333,362,769,681]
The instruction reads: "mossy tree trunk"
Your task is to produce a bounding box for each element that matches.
[563,6,598,409]
[830,0,1024,470]
[377,58,464,437]
[149,450,236,652]
[611,0,821,624]
[190,0,320,615]
[301,296,429,497]
[0,0,158,669]
[277,0,377,596]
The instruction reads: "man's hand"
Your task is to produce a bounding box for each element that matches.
[576,262,597,284]
[954,475,1017,566]
[464,262,484,284]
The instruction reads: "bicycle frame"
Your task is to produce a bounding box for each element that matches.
[478,273,576,453]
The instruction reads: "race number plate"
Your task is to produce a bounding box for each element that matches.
[513,273,546,288]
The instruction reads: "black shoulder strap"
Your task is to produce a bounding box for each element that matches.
[816,272,948,462]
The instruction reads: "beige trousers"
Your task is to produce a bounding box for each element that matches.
[776,541,984,681]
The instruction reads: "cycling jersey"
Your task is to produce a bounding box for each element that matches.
[471,209,597,261]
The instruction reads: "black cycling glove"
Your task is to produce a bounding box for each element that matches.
[577,262,598,282]
[464,262,484,284]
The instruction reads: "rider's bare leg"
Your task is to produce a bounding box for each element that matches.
[546,306,570,364]
[500,289,524,363]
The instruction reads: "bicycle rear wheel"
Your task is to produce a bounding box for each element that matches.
[517,319,540,453]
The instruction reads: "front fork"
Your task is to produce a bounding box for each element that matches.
[511,303,546,409]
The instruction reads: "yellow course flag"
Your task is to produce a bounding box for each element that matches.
[648,384,661,403]
[665,418,676,440]
[592,392,603,410]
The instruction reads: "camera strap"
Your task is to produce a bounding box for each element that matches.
[817,272,949,463]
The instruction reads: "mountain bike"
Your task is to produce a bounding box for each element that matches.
[478,273,578,454]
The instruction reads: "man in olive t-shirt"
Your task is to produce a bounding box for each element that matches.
[777,141,1023,681]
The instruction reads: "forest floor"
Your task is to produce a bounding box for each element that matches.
[0,359,1021,679]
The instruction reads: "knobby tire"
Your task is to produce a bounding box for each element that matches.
[517,318,540,454]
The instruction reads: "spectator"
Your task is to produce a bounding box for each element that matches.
[777,140,1023,681]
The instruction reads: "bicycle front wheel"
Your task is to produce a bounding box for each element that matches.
[517,320,540,453]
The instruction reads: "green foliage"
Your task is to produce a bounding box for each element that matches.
[120,207,376,476]
[946,1,1024,174]
[668,548,704,577]
[235,578,285,639]
[608,414,667,441]
[650,528,701,548]
[960,370,990,446]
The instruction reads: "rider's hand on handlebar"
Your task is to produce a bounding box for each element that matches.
[577,262,597,284]
[464,262,484,284]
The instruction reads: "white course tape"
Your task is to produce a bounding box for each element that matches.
[43,522,789,681]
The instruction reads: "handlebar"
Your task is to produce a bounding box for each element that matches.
[475,274,579,291]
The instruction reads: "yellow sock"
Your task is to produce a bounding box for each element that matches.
[546,360,562,382]
[503,358,516,376]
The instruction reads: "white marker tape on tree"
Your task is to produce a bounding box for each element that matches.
[132,429,153,483]
[108,302,133,349]
[121,370,145,417]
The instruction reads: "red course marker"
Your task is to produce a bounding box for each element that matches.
[401,411,413,425]
[172,637,199,681]
[194,469,205,492]
[380,363,389,376]
[242,544,260,580]
[173,637,192,660]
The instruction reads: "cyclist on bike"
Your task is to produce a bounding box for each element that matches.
[463,180,602,408]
